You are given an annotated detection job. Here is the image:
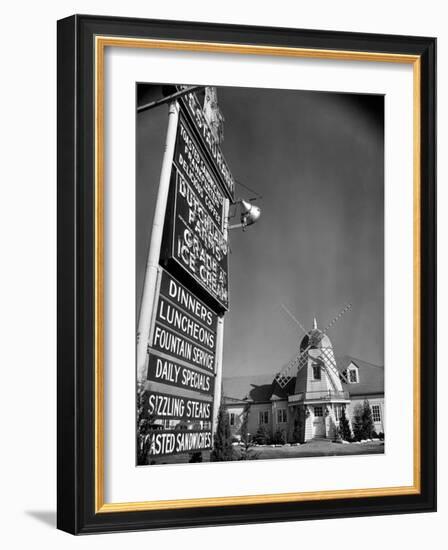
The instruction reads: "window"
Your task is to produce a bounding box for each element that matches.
[313,366,321,380]
[372,404,381,423]
[314,406,323,417]
[277,409,287,423]
[348,368,358,383]
[259,411,269,425]
[229,413,235,426]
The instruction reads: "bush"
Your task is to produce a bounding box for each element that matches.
[292,409,304,443]
[361,400,375,439]
[272,429,287,445]
[136,381,159,465]
[253,425,270,445]
[378,432,385,441]
[239,406,250,445]
[338,407,352,442]
[351,400,375,441]
[352,403,364,441]
[188,451,203,463]
[210,404,234,462]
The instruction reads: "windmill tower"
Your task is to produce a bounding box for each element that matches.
[277,305,352,442]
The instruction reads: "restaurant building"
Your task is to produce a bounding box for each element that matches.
[223,324,384,443]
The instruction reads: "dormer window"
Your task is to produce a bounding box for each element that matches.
[344,362,360,383]
[348,367,358,383]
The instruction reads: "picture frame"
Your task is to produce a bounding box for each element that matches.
[57,14,436,534]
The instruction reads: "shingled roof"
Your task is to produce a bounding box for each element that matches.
[222,374,274,403]
[222,355,383,403]
[338,355,384,396]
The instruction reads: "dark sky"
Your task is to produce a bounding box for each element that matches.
[137,86,384,378]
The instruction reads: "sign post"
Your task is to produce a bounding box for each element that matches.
[138,89,235,462]
[137,101,180,380]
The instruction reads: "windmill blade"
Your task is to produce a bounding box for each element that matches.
[322,362,348,386]
[275,343,312,388]
[318,360,339,392]
[323,303,352,334]
[276,303,352,389]
[275,371,293,389]
[274,354,298,388]
[320,346,348,384]
[321,363,348,391]
[281,304,308,335]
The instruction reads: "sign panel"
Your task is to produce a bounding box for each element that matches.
[170,170,229,310]
[161,112,229,311]
[179,90,235,201]
[151,322,215,372]
[148,269,217,377]
[145,390,213,421]
[145,270,216,459]
[147,352,214,396]
[159,268,217,332]
[155,288,216,353]
[174,115,225,230]
[149,430,212,457]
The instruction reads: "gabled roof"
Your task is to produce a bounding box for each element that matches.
[222,373,295,403]
[222,355,384,403]
[270,377,296,400]
[337,355,384,396]
[222,374,274,403]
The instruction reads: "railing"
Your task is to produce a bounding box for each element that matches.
[289,390,349,402]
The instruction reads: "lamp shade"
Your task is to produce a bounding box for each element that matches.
[240,200,261,227]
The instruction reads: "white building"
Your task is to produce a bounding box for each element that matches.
[223,322,384,443]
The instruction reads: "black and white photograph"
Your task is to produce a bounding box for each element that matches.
[136,84,385,466]
[0,0,440,542]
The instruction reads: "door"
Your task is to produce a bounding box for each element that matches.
[312,405,326,437]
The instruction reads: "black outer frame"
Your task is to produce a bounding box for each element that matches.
[57,14,436,535]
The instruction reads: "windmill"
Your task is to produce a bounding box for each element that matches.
[275,303,352,389]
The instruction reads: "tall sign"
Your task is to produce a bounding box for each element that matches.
[179,89,235,202]
[145,269,217,457]
[161,112,229,312]
[149,269,217,380]
[141,89,233,461]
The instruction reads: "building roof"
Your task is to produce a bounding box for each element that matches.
[222,355,383,403]
[338,355,384,396]
[222,374,274,403]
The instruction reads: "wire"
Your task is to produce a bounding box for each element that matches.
[235,179,263,201]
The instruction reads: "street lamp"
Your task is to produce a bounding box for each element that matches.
[228,200,262,231]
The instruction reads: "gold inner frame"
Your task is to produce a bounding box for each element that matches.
[94,36,421,513]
